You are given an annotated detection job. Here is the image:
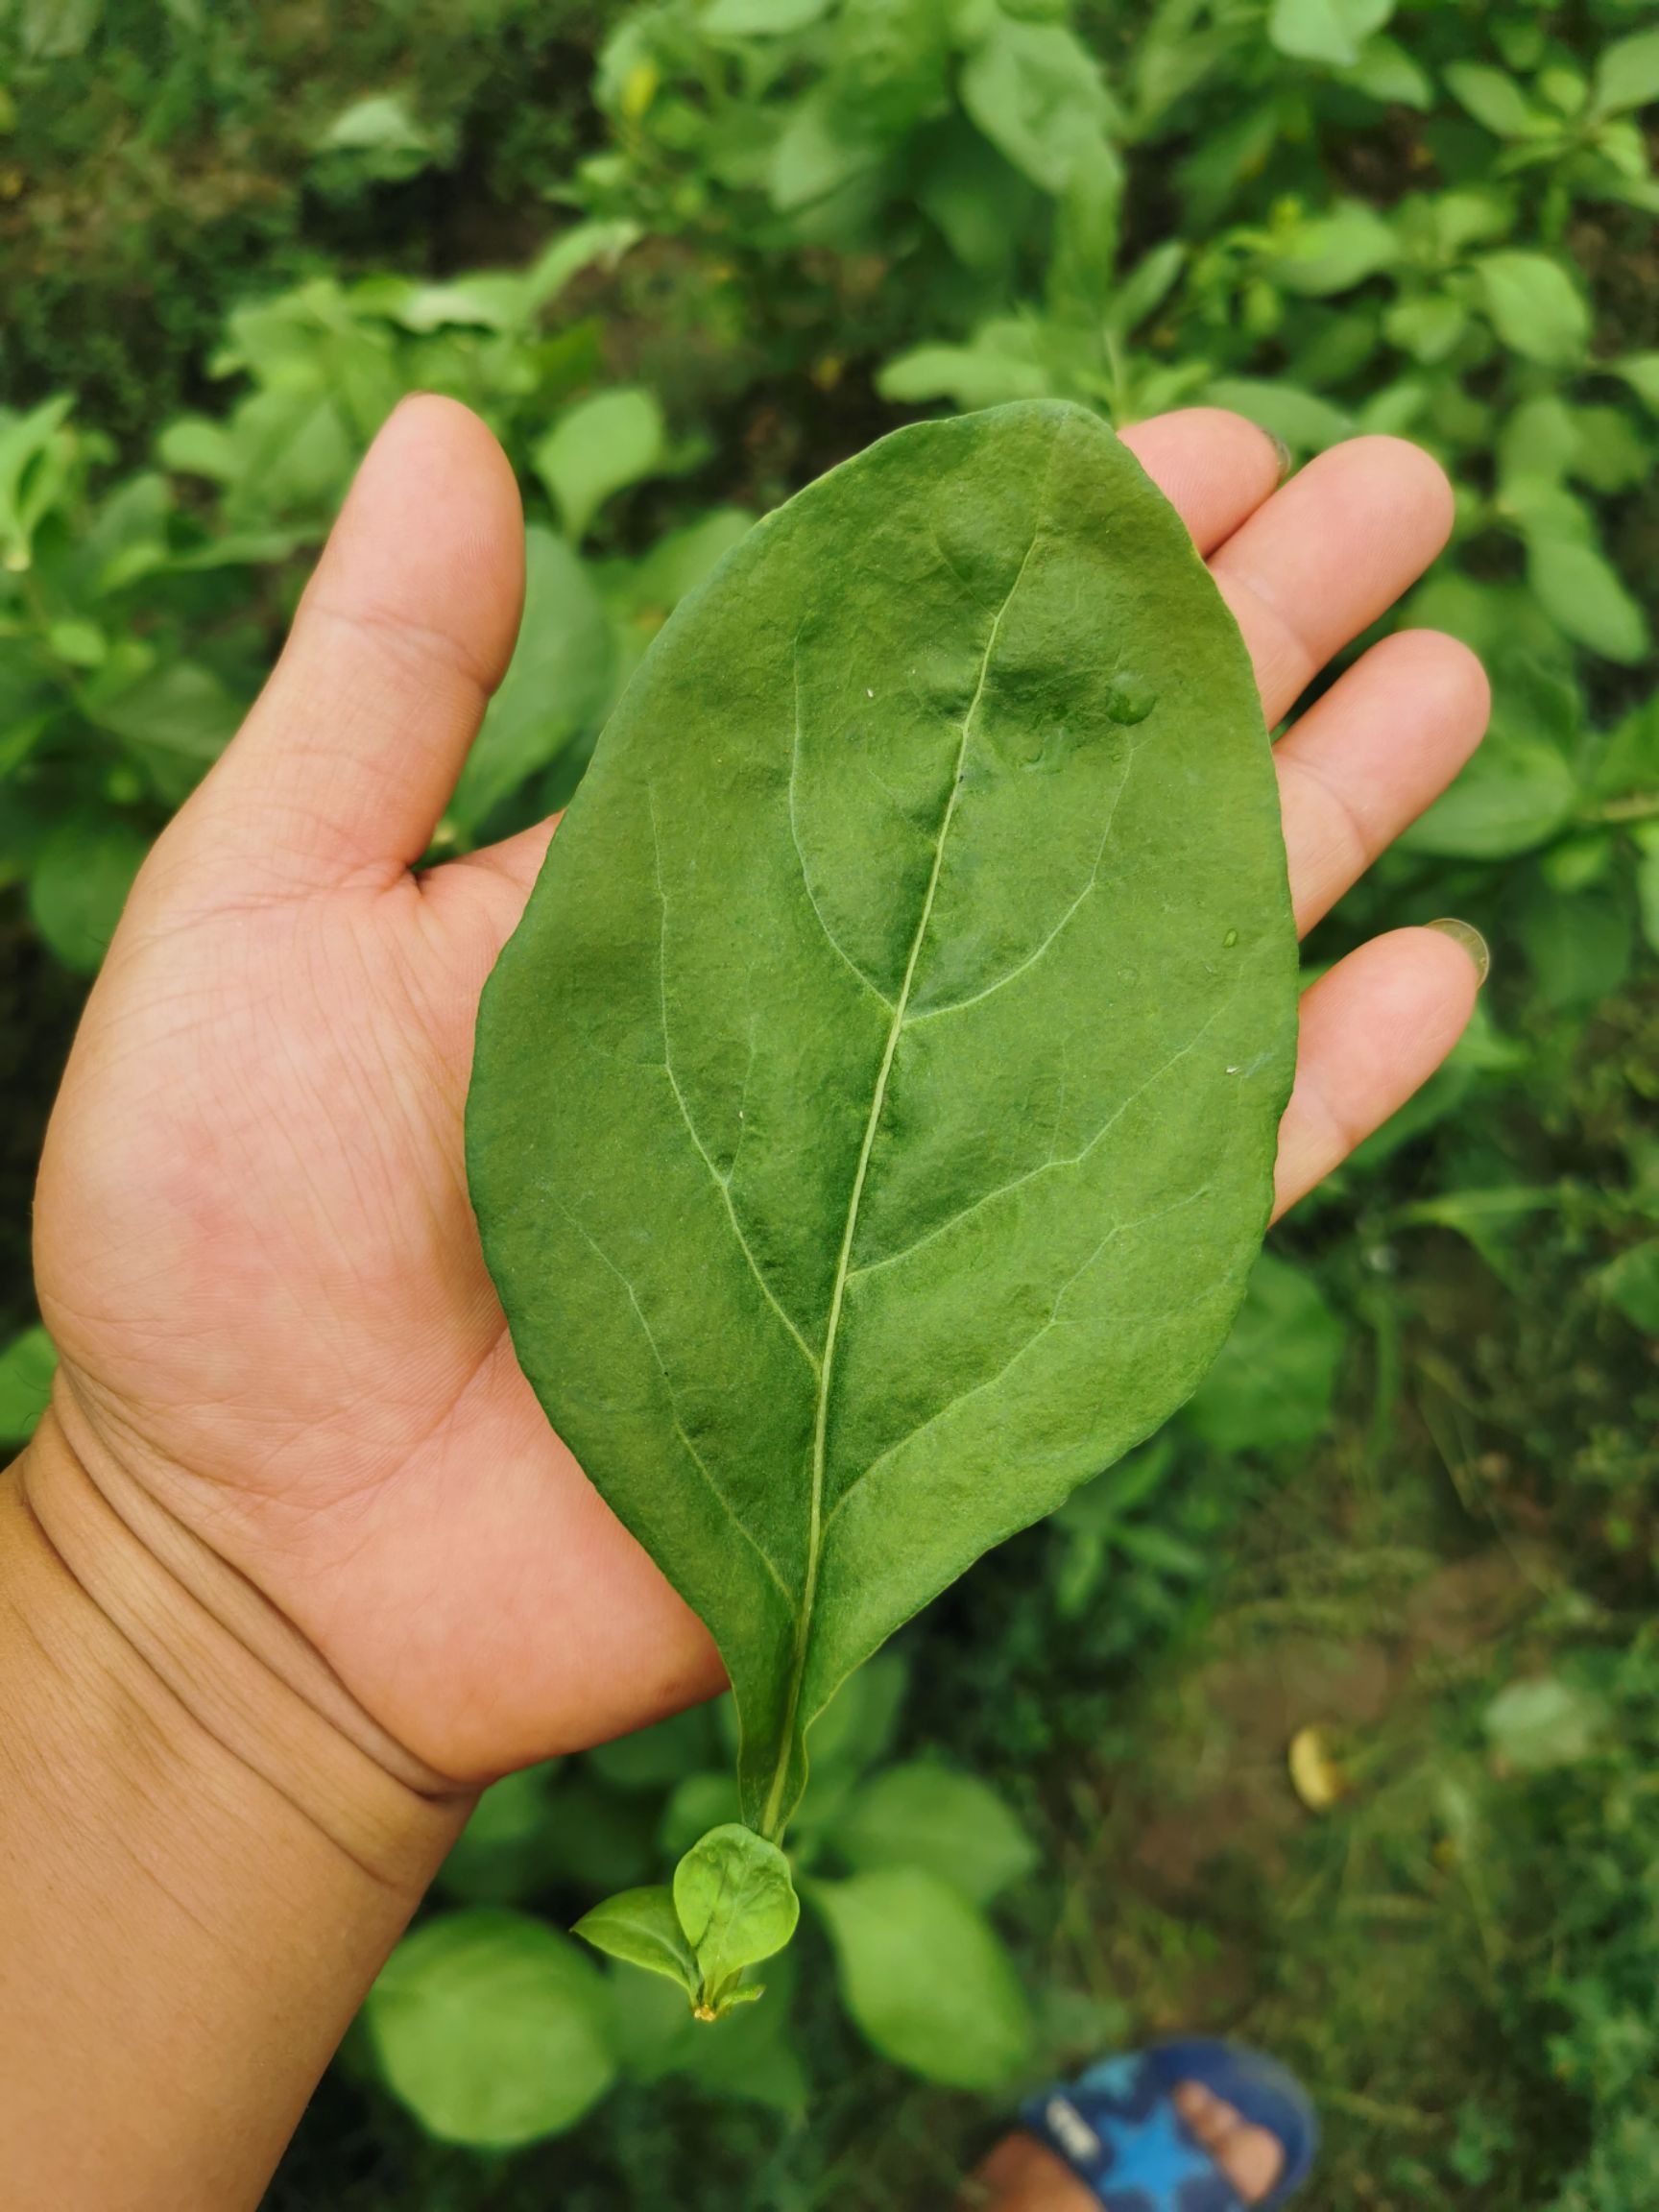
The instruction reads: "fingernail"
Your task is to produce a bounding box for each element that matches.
[1427,917,1490,985]
[1271,433,1295,485]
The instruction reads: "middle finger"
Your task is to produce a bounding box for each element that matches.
[1209,434,1456,727]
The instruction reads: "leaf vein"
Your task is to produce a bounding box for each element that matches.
[758,418,1070,1838]
[848,965,1249,1284]
[555,1201,794,1604]
[825,1184,1212,1534]
[787,637,899,1013]
[650,792,822,1375]
[905,741,1140,1028]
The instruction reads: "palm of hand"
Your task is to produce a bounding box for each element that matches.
[31,399,1486,1784]
[38,847,715,1780]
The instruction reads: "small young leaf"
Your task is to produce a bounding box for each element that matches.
[91,662,244,805]
[1385,294,1470,366]
[1445,61,1545,139]
[1203,378,1354,452]
[1271,202,1398,296]
[574,1886,700,1996]
[1267,0,1392,69]
[1615,353,1659,415]
[1401,732,1576,860]
[673,1824,800,2008]
[769,88,885,212]
[1526,537,1650,664]
[16,0,101,60]
[878,337,1053,412]
[917,121,1032,275]
[316,92,433,160]
[830,1763,1038,1905]
[449,528,613,834]
[1105,240,1187,336]
[1592,696,1659,801]
[1485,1677,1605,1773]
[1569,406,1650,496]
[703,0,830,32]
[365,1911,615,2149]
[959,17,1116,197]
[1340,34,1431,110]
[1475,253,1591,369]
[1637,829,1659,961]
[811,1867,1033,2087]
[1594,28,1659,117]
[534,388,667,543]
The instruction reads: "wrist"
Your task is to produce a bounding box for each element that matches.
[1,1407,473,2210]
[10,1401,470,1887]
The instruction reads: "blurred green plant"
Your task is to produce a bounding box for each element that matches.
[2,0,1657,2200]
[368,1651,1044,2143]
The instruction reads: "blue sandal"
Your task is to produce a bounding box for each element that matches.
[1019,2040,1316,2210]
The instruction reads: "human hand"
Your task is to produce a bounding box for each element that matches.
[28,397,1487,1789]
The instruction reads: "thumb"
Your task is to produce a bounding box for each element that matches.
[157,395,525,909]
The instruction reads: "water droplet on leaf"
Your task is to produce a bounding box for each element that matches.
[1105,672,1157,725]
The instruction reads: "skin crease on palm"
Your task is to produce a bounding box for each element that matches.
[30,395,1489,1804]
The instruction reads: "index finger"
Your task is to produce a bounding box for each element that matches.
[1118,407,1286,557]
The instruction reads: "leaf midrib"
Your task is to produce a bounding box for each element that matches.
[757,437,1061,1839]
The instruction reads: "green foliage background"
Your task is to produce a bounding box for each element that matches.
[2,1,1658,2205]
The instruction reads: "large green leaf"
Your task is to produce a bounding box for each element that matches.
[1184,1251,1346,1455]
[830,1762,1038,1905]
[436,1765,563,1906]
[811,1866,1033,2087]
[28,810,150,973]
[1400,731,1576,860]
[469,402,1296,1840]
[364,1911,614,2149]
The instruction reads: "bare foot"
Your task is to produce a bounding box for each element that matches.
[968,2080,1286,2208]
[1172,2080,1285,2201]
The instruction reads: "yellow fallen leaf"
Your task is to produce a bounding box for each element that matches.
[1288,1723,1348,1813]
